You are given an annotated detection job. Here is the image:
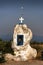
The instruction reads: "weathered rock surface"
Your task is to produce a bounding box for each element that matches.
[11,24,37,61]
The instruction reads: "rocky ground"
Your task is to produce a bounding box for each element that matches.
[0,60,43,65]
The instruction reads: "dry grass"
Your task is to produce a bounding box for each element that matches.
[0,60,43,65]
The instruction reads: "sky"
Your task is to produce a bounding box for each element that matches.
[0,0,43,39]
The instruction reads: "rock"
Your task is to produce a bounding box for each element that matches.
[4,53,14,61]
[12,24,37,61]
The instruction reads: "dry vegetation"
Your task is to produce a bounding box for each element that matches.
[30,41,43,60]
[0,39,43,63]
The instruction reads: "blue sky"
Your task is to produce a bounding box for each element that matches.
[0,0,43,38]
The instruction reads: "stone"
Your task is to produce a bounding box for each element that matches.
[4,53,14,61]
[12,24,37,61]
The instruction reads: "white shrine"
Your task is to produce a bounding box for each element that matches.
[12,16,37,61]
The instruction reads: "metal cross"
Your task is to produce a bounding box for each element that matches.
[19,17,24,23]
